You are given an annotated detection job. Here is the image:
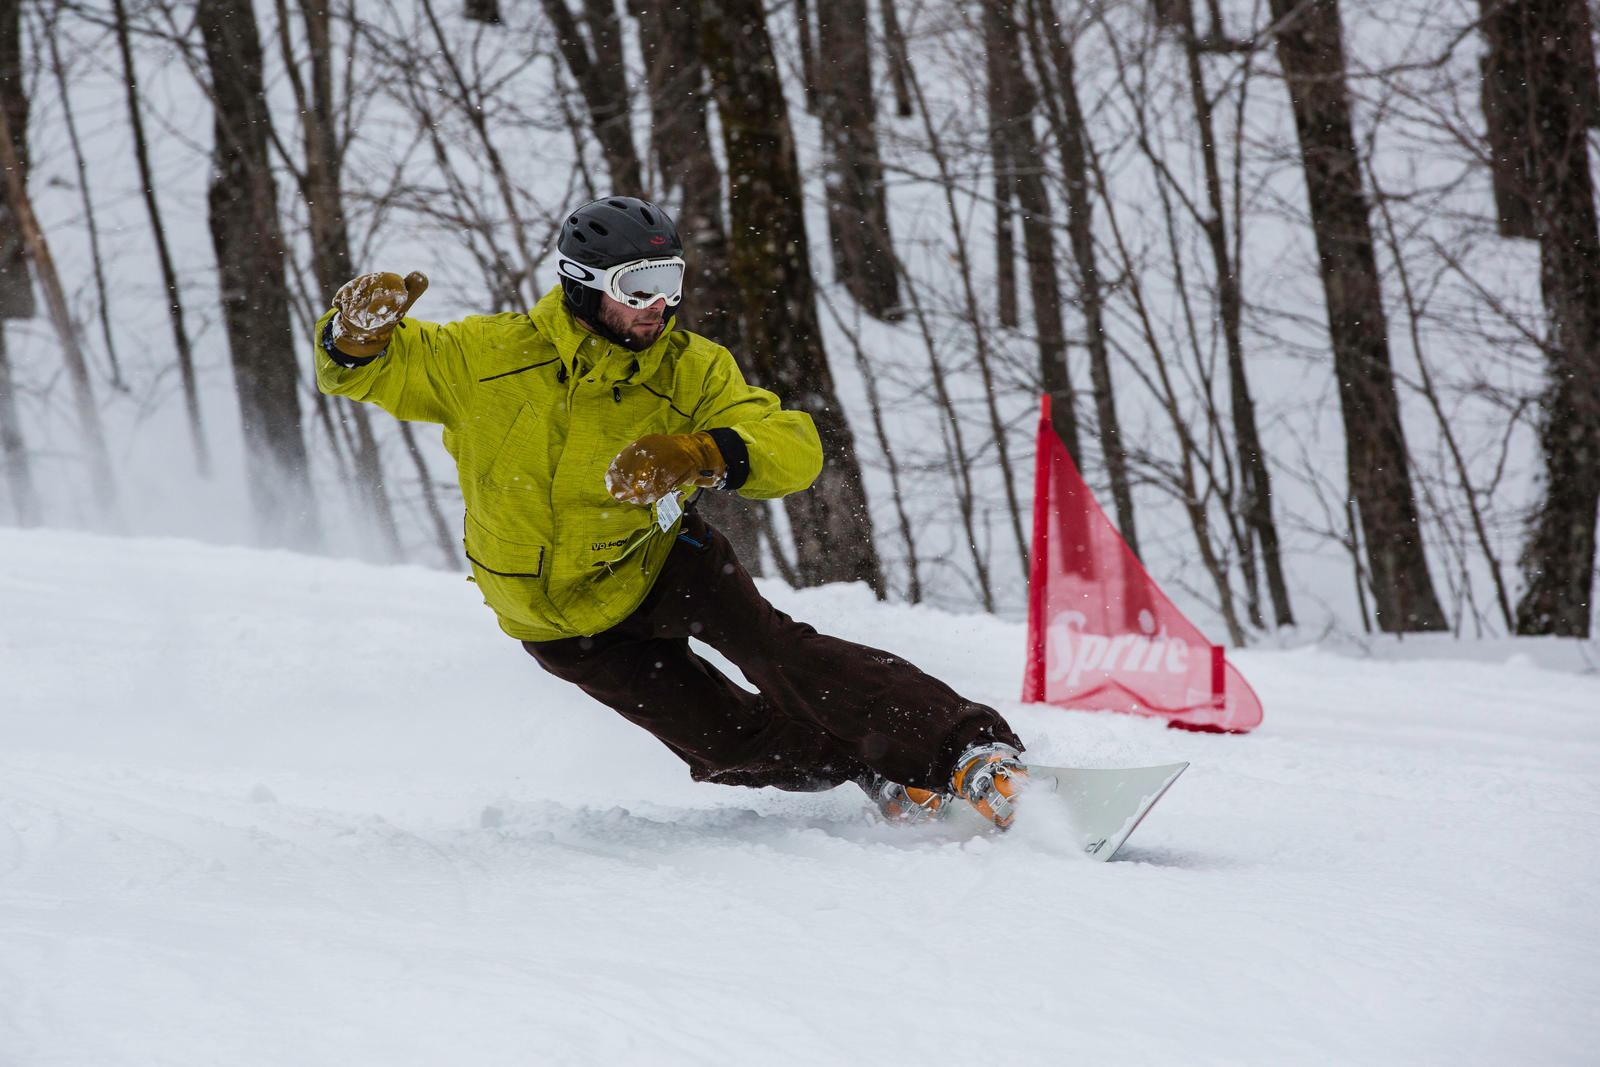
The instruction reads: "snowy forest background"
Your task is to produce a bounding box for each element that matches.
[2,0,1598,645]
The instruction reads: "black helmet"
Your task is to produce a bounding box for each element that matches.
[556,197,684,324]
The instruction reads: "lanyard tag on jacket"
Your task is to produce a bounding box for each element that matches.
[654,491,683,532]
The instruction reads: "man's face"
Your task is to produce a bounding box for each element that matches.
[596,293,668,351]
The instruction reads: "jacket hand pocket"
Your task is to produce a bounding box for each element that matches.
[465,512,546,575]
[463,512,571,634]
[467,546,544,578]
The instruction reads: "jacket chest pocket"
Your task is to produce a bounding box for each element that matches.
[484,403,551,492]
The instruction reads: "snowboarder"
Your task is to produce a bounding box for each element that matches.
[313,196,1029,826]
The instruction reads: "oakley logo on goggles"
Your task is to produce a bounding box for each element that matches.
[557,256,685,309]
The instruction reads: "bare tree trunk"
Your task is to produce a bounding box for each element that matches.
[416,0,545,304]
[878,0,914,118]
[628,0,763,568]
[294,0,349,302]
[45,7,124,391]
[1481,0,1600,236]
[814,0,901,319]
[700,0,884,593]
[986,30,1019,330]
[794,0,818,114]
[889,257,999,610]
[1267,0,1446,632]
[1170,4,1292,626]
[987,1,1115,539]
[1479,0,1600,637]
[110,0,209,476]
[0,0,34,522]
[1368,160,1515,631]
[1090,120,1248,643]
[628,0,739,348]
[399,420,460,565]
[902,46,1024,591]
[1177,15,1271,627]
[0,324,36,524]
[280,0,403,560]
[197,0,320,550]
[1023,0,1156,567]
[540,0,643,193]
[1148,0,1191,31]
[0,103,120,523]
[819,287,922,601]
[0,0,30,322]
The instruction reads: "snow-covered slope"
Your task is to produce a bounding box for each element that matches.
[2,529,1597,1065]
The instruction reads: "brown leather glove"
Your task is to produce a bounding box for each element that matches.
[606,432,726,505]
[330,271,429,358]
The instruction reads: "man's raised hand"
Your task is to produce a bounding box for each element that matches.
[330,271,429,358]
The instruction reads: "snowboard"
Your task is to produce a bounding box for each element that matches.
[1023,762,1188,861]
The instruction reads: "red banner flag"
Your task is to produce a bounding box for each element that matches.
[1023,396,1263,733]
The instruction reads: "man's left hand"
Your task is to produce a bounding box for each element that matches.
[606,432,726,505]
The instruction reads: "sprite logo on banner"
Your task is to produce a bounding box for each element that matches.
[1048,610,1192,689]
[1023,396,1263,733]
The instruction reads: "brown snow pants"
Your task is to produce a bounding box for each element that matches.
[523,510,1021,793]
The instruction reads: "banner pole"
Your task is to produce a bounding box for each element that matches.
[1023,395,1053,702]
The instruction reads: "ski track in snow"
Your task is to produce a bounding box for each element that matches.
[1,529,1597,1065]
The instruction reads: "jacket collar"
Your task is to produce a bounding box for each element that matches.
[531,286,675,385]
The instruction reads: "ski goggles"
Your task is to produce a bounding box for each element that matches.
[556,255,686,309]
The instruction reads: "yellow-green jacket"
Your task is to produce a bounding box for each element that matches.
[314,285,822,641]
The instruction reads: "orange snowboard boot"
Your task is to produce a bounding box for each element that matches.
[951,743,1030,829]
[863,776,950,824]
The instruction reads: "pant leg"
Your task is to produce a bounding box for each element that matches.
[523,555,872,792]
[641,513,1022,792]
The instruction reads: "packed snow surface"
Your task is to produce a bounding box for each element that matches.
[2,529,1597,1065]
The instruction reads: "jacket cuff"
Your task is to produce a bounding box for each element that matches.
[705,427,750,492]
[321,319,383,368]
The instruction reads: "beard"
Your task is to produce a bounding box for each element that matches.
[597,301,666,351]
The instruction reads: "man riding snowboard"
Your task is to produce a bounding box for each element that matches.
[313,196,1030,827]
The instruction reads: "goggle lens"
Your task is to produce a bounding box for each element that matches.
[613,260,685,307]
